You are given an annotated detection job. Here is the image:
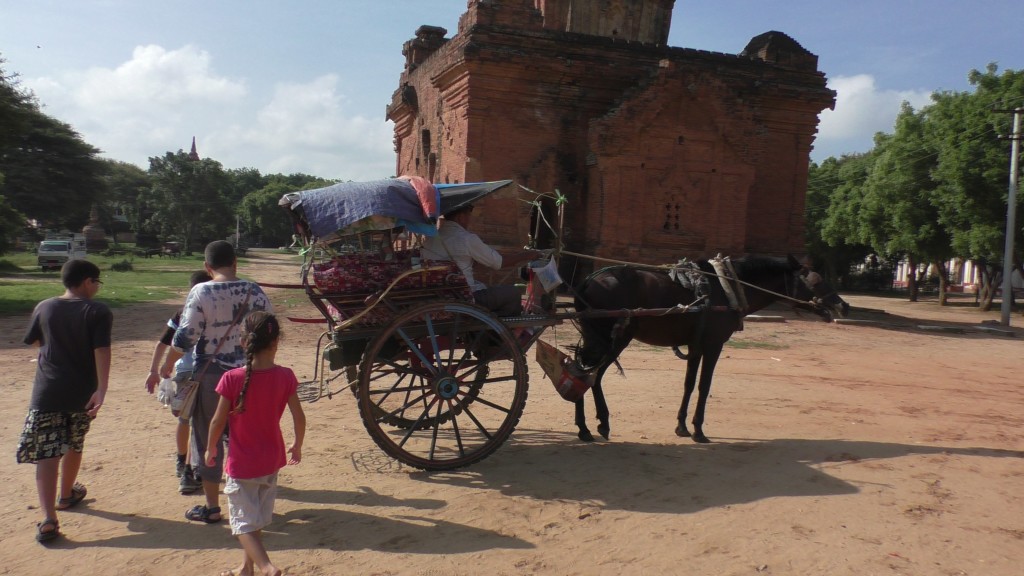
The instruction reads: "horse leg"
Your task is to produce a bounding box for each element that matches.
[574,397,594,442]
[575,364,612,441]
[690,342,725,444]
[592,373,611,440]
[675,348,702,438]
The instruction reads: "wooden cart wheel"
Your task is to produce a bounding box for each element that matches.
[356,302,529,470]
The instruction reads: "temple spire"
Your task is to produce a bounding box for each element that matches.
[188,136,200,161]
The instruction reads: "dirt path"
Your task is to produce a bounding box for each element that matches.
[1,250,1022,575]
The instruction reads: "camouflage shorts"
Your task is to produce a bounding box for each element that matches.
[15,410,92,464]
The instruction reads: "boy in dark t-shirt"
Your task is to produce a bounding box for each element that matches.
[17,259,113,543]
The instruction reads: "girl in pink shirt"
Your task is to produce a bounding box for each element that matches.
[205,312,305,576]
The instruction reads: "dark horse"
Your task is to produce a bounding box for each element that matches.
[572,254,849,443]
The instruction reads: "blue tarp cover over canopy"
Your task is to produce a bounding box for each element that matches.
[280,179,513,242]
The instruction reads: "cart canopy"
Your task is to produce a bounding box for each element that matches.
[280,177,513,243]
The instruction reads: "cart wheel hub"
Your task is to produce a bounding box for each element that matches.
[435,376,460,400]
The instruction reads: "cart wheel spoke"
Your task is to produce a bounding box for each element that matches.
[396,396,441,448]
[459,404,494,440]
[373,388,434,424]
[373,361,427,379]
[427,401,444,461]
[462,394,513,415]
[474,373,520,386]
[448,399,467,457]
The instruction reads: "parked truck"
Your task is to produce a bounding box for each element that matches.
[37,233,87,271]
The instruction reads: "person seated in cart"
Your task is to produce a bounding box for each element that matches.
[422,203,543,316]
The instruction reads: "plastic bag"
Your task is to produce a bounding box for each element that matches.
[156,377,174,407]
[531,258,563,292]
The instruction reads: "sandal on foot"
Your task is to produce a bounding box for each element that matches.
[36,518,60,543]
[56,483,87,510]
[185,504,222,524]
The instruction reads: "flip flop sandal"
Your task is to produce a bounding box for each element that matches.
[56,483,87,510]
[185,505,222,524]
[36,518,60,543]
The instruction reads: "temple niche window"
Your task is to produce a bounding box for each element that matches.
[421,129,432,156]
[663,201,682,231]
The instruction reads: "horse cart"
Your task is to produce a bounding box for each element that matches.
[275,178,846,472]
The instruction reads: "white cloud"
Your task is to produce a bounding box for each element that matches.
[813,74,933,160]
[75,45,246,109]
[23,45,395,180]
[25,44,247,161]
[209,74,396,179]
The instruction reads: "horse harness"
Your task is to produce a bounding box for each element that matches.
[666,255,812,355]
[670,255,747,321]
[575,256,817,369]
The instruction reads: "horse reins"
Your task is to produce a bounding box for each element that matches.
[562,249,819,309]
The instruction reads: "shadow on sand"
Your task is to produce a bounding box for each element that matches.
[50,431,1020,553]
[410,429,1024,515]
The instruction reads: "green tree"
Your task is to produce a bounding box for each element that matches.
[818,152,879,287]
[144,151,232,254]
[0,187,29,253]
[0,58,105,230]
[806,156,872,287]
[224,167,268,207]
[238,182,295,248]
[238,175,333,247]
[98,159,150,240]
[925,64,1024,309]
[861,103,950,302]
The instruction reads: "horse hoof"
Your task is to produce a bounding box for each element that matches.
[597,424,610,440]
[693,433,711,444]
[578,430,595,442]
[675,426,691,438]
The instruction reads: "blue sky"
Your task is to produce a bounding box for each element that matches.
[2,1,1021,180]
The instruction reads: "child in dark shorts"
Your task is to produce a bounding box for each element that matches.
[144,270,211,494]
[17,259,112,543]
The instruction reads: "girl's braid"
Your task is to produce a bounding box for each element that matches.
[234,311,280,413]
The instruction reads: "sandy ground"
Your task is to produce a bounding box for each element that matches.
[1,250,1022,576]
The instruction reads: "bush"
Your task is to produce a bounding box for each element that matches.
[135,232,159,249]
[111,259,134,272]
[845,263,895,291]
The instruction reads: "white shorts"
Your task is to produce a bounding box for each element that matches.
[224,473,279,535]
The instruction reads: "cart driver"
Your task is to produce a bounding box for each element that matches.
[422,204,542,316]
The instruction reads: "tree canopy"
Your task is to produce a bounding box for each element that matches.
[142,151,235,253]
[0,57,342,254]
[237,175,334,248]
[807,64,1023,306]
[0,58,105,233]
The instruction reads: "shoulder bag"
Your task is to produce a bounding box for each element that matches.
[176,285,254,420]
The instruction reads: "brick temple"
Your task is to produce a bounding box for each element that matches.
[386,0,835,277]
